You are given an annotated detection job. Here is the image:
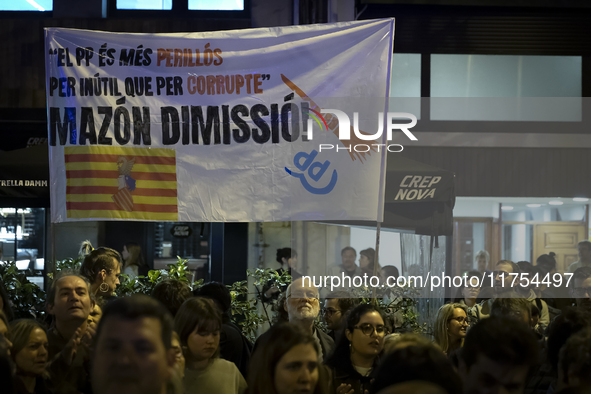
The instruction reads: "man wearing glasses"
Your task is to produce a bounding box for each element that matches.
[571,266,591,312]
[253,278,335,361]
[323,291,359,340]
[284,278,335,361]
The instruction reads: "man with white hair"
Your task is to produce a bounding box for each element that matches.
[255,277,334,361]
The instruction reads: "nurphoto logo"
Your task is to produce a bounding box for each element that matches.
[309,110,418,153]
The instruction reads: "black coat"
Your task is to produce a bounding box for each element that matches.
[329,363,378,394]
[219,322,253,378]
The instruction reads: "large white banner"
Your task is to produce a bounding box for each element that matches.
[45,19,394,223]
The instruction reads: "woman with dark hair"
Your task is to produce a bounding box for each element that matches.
[371,344,463,394]
[9,319,51,394]
[78,241,122,298]
[247,322,328,394]
[536,252,557,274]
[121,242,146,278]
[174,297,246,394]
[536,252,572,311]
[359,249,379,277]
[262,248,299,302]
[194,282,253,377]
[325,304,387,394]
[276,247,300,279]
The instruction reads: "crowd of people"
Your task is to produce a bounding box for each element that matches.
[1,243,591,394]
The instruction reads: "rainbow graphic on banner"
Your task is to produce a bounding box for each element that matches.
[65,146,178,221]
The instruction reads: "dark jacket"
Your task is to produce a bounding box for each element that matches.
[14,376,53,394]
[328,362,378,394]
[47,327,92,394]
[316,326,335,362]
[219,322,253,378]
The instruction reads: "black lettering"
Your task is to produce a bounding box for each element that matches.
[119,49,134,66]
[161,107,180,145]
[143,48,152,66]
[174,76,183,95]
[133,107,151,145]
[281,103,300,142]
[251,104,270,143]
[181,106,190,145]
[49,107,77,146]
[113,107,130,145]
[190,106,221,145]
[98,107,113,145]
[230,105,250,143]
[221,105,231,144]
[271,103,279,143]
[83,78,93,96]
[80,107,97,145]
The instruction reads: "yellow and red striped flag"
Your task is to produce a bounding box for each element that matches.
[65,146,178,221]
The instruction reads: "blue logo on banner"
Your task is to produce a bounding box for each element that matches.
[285,150,337,195]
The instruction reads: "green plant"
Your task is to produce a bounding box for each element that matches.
[2,253,426,340]
[116,256,203,297]
[248,267,292,321]
[227,280,266,342]
[47,257,83,280]
[0,261,47,320]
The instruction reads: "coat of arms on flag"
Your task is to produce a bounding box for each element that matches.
[65,146,178,221]
[112,156,136,212]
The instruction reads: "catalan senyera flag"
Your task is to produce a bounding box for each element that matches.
[65,146,178,221]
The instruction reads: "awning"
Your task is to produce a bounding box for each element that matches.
[322,154,456,236]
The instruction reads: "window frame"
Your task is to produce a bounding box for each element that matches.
[107,0,250,19]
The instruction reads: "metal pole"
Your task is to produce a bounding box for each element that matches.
[372,221,381,301]
[51,222,56,279]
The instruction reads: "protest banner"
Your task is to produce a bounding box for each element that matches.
[45,19,396,223]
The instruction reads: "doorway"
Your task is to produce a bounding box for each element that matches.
[533,223,585,273]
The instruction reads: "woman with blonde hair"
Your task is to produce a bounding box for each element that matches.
[433,303,469,356]
[9,319,50,394]
[121,242,145,279]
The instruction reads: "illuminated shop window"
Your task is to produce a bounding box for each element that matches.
[189,0,244,10]
[1,0,52,11]
[431,54,582,121]
[116,0,172,10]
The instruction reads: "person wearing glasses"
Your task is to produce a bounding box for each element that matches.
[571,266,591,312]
[254,278,334,362]
[433,303,469,356]
[325,304,386,394]
[322,291,359,340]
